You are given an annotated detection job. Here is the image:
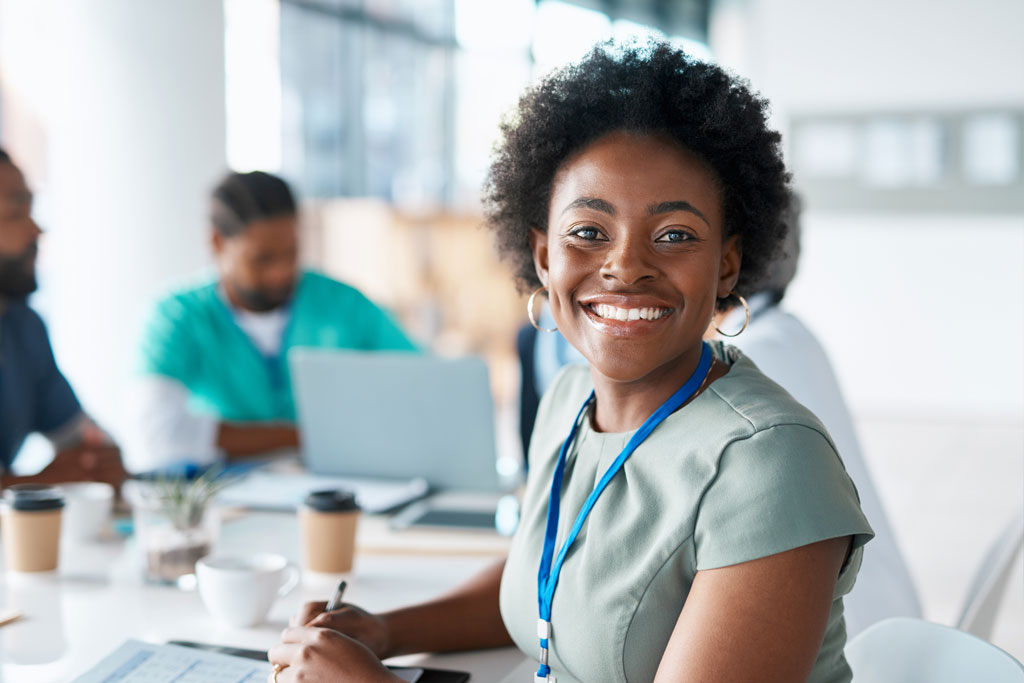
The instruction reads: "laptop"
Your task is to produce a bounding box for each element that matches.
[217,351,503,518]
[289,349,500,491]
[282,349,506,526]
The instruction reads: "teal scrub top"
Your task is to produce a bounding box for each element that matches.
[138,270,417,422]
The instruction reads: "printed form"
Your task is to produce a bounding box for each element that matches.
[73,639,425,682]
[72,640,270,683]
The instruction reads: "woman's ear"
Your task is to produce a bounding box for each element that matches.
[529,227,549,286]
[717,234,742,299]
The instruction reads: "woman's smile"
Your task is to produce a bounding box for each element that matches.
[579,295,676,337]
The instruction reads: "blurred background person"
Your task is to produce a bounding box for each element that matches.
[128,170,416,473]
[0,147,126,490]
[711,193,922,637]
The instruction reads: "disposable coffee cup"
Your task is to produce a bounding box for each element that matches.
[299,489,360,573]
[1,485,65,573]
[59,482,114,542]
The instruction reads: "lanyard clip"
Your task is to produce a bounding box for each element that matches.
[537,618,551,639]
[536,618,553,680]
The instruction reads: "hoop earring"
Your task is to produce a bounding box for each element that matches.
[527,286,558,333]
[714,291,750,337]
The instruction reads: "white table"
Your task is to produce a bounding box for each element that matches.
[0,509,532,682]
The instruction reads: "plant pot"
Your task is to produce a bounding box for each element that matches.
[125,480,220,585]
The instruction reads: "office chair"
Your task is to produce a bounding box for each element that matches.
[846,617,1024,682]
[956,508,1024,640]
[516,322,540,466]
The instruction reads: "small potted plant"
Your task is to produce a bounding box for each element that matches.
[127,469,232,584]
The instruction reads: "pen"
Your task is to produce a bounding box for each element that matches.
[325,580,348,612]
[0,609,22,628]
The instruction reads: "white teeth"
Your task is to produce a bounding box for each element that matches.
[591,304,668,321]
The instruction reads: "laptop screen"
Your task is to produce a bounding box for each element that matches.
[289,349,501,493]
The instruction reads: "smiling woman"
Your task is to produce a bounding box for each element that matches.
[267,41,873,683]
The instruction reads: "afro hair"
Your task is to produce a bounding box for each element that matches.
[483,41,792,308]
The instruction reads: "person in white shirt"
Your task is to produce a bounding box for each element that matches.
[713,195,922,637]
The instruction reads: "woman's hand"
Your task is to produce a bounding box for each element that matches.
[268,627,402,683]
[291,601,391,658]
[283,560,511,661]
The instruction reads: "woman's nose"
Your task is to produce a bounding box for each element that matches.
[600,236,657,285]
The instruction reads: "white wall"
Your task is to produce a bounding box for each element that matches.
[0,0,226,442]
[790,213,1024,419]
[747,0,1024,110]
[713,0,1024,418]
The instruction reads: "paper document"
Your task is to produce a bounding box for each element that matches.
[74,639,428,682]
[72,640,270,682]
[218,471,429,513]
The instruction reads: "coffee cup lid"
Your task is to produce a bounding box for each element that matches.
[2,484,65,511]
[303,489,359,512]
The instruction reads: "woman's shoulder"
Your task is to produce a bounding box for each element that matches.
[694,346,873,572]
[547,361,592,395]
[706,342,832,444]
[538,363,592,421]
[526,363,592,464]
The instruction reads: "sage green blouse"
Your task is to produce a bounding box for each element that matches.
[499,343,873,683]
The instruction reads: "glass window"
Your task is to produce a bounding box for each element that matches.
[278,0,710,206]
[280,0,456,205]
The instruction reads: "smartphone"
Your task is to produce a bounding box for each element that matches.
[389,499,497,531]
[169,641,470,682]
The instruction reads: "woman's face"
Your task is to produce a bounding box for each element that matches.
[531,131,740,386]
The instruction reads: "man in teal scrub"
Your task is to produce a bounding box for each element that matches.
[131,171,416,472]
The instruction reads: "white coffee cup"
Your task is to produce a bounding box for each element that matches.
[59,482,114,541]
[195,553,299,627]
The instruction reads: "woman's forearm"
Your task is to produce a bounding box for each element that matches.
[381,559,513,657]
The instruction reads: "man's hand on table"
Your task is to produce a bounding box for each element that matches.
[45,442,127,491]
[3,444,128,491]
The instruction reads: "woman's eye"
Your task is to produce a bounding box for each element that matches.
[656,230,693,243]
[570,226,603,241]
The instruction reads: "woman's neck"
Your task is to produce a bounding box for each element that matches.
[588,349,725,434]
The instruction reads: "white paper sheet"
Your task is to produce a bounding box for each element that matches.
[72,640,426,682]
[72,640,271,683]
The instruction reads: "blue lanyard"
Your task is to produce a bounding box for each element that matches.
[534,342,713,680]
